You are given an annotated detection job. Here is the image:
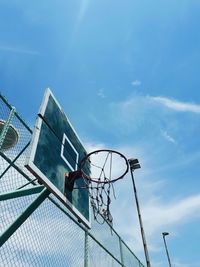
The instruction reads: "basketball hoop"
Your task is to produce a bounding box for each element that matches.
[0,120,19,151]
[64,149,129,225]
[80,149,129,183]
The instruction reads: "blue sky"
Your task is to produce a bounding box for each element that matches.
[1,1,200,266]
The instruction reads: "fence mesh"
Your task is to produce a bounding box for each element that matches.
[0,93,144,267]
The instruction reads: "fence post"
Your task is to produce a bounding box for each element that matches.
[119,237,125,267]
[84,230,89,267]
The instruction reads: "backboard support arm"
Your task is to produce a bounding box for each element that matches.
[0,187,50,247]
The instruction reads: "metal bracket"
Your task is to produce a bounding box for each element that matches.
[0,188,50,247]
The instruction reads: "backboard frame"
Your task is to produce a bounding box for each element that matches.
[25,88,91,228]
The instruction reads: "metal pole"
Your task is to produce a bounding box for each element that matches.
[162,233,172,267]
[119,236,125,267]
[84,230,89,267]
[130,169,151,267]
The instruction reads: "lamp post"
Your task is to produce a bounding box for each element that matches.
[162,232,172,267]
[128,158,151,267]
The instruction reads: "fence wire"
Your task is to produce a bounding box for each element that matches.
[0,93,144,267]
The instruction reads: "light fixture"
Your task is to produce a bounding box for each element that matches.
[128,158,141,170]
[162,232,169,236]
[0,120,19,151]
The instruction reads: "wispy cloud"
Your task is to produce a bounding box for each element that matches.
[131,80,141,86]
[78,0,90,22]
[150,96,200,113]
[114,185,200,256]
[142,194,200,236]
[161,130,176,144]
[69,0,90,49]
[0,45,39,55]
[97,88,106,98]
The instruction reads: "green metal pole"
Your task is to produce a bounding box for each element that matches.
[17,178,37,190]
[0,142,30,180]
[0,188,50,247]
[0,185,44,201]
[119,237,125,267]
[0,151,35,184]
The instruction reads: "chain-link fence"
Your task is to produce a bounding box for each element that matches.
[0,93,144,267]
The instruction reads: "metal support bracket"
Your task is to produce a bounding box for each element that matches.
[0,188,50,247]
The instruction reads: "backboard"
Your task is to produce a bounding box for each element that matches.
[26,89,91,228]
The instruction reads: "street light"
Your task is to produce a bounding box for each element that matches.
[128,158,151,267]
[162,232,172,267]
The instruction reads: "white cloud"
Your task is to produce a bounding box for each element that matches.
[142,194,200,236]
[97,88,106,98]
[161,130,176,144]
[131,80,141,86]
[69,0,90,48]
[150,96,200,113]
[122,191,200,241]
[108,96,154,136]
[113,183,200,261]
[85,142,107,152]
